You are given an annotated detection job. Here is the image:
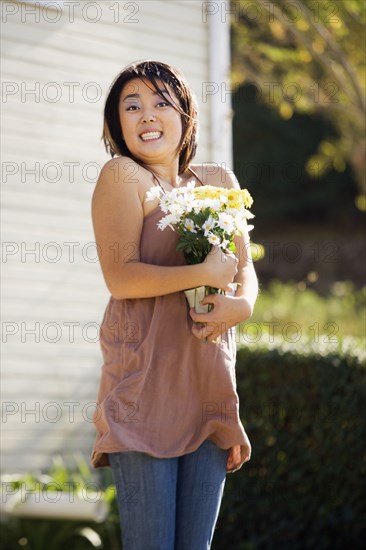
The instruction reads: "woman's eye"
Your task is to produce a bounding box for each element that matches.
[157,101,169,108]
[126,105,139,111]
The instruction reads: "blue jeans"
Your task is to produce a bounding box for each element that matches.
[108,440,228,550]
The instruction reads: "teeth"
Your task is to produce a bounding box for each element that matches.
[140,131,162,141]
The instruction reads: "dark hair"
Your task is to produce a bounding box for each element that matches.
[102,60,198,175]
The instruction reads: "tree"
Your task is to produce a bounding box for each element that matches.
[231,0,366,206]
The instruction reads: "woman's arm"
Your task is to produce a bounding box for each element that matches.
[230,219,258,318]
[92,157,238,299]
[189,164,258,340]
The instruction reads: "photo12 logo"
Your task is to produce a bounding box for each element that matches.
[201,1,340,24]
[1,81,103,104]
[1,1,140,24]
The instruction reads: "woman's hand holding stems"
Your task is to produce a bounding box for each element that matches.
[193,242,256,473]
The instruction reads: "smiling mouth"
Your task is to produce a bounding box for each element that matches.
[140,131,162,141]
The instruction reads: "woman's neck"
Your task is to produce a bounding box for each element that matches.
[143,160,181,188]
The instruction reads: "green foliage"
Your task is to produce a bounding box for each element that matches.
[232,82,362,225]
[0,520,104,550]
[231,0,366,197]
[0,456,120,550]
[175,208,213,264]
[243,279,366,342]
[213,340,366,549]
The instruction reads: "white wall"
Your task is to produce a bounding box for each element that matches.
[1,0,232,472]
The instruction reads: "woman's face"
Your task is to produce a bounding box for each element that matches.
[118,77,183,167]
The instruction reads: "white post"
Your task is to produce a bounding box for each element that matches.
[208,0,233,168]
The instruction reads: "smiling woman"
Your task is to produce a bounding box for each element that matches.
[102,60,198,175]
[118,79,183,169]
[90,60,258,550]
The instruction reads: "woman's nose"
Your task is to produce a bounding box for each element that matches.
[141,112,156,123]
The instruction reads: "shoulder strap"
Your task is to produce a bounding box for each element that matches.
[150,171,166,194]
[188,166,205,187]
[148,166,204,192]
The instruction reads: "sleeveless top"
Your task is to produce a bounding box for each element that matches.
[90,167,249,468]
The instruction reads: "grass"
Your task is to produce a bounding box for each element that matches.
[238,280,365,349]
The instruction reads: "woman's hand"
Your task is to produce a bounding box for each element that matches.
[189,293,252,342]
[226,440,251,473]
[203,246,238,292]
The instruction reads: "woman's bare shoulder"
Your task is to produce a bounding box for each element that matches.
[93,156,153,204]
[189,163,239,189]
[92,156,145,228]
[97,156,148,185]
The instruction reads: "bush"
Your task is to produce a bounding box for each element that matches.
[213,341,366,550]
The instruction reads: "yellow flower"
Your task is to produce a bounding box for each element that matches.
[194,185,221,200]
[192,185,253,208]
[242,189,253,208]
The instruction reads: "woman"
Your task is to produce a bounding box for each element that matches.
[91,60,258,550]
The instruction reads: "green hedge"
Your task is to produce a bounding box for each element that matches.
[213,340,366,550]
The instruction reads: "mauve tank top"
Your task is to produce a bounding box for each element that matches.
[90,168,249,468]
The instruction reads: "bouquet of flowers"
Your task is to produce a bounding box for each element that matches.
[146,181,254,313]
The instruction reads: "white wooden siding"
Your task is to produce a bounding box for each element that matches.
[1,0,230,472]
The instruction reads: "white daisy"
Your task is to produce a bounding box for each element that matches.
[157,214,179,231]
[184,218,197,233]
[145,186,162,202]
[202,215,216,236]
[160,194,173,213]
[176,193,194,213]
[202,198,222,211]
[207,233,221,246]
[217,212,235,233]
